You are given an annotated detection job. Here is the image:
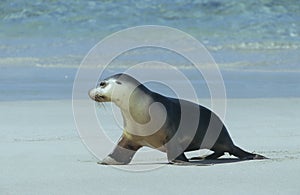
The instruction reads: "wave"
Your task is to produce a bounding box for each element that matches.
[1,0,299,72]
[1,56,299,72]
[207,42,300,51]
[1,0,299,42]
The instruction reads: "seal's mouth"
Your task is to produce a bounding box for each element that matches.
[94,94,106,102]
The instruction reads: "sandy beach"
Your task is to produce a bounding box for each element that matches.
[1,1,299,194]
[1,98,299,194]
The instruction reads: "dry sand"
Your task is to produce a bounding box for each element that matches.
[1,99,299,194]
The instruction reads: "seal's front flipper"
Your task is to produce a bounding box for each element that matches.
[99,136,142,165]
[99,156,127,165]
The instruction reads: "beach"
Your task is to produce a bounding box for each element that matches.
[1,0,300,194]
[1,98,299,194]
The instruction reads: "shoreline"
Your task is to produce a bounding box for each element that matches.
[1,66,300,101]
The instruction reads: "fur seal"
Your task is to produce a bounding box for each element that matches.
[89,73,267,165]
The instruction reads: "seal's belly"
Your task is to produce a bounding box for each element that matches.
[123,130,167,152]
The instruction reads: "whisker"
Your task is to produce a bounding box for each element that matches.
[96,102,107,111]
[102,103,107,111]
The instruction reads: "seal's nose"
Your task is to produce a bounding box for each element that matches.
[88,88,95,100]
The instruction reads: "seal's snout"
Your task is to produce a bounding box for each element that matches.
[89,88,107,102]
[88,88,96,100]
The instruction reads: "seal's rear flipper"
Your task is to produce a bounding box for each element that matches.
[230,145,268,160]
[243,153,268,160]
[189,151,225,161]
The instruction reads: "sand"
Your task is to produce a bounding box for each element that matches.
[1,99,299,194]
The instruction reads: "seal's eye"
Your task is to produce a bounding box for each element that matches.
[99,81,107,88]
[116,81,122,85]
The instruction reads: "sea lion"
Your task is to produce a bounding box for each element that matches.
[88,73,267,165]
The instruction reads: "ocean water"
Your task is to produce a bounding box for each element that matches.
[0,0,299,100]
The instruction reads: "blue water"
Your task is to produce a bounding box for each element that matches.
[0,0,299,100]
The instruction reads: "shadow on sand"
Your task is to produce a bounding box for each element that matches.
[187,158,247,165]
[128,158,252,166]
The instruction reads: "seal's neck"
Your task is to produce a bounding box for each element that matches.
[115,86,153,124]
[113,85,152,110]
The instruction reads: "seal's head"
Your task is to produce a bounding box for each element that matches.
[88,78,116,102]
[89,74,144,107]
